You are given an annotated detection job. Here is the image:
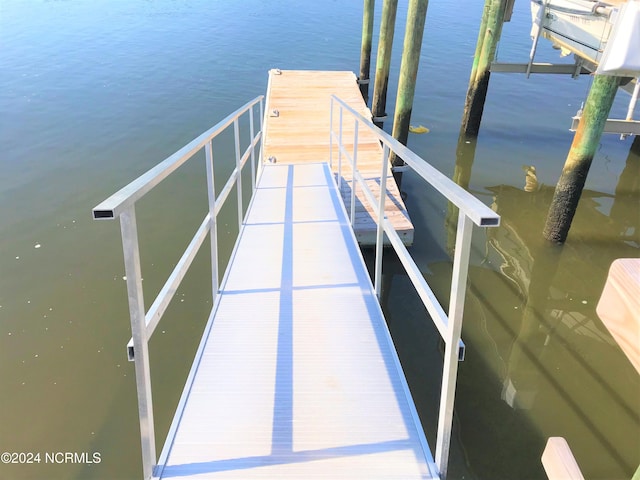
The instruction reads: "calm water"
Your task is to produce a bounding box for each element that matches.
[1,1,638,479]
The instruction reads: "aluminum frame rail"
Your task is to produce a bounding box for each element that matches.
[92,96,264,480]
[329,95,500,480]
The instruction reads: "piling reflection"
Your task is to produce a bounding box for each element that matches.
[476,175,639,478]
[610,135,640,244]
[500,239,562,411]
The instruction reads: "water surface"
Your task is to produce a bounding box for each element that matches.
[1,1,638,479]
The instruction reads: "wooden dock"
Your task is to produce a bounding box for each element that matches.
[153,163,437,479]
[262,69,414,246]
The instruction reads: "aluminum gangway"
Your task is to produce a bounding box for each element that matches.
[93,75,500,480]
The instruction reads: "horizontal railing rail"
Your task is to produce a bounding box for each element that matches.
[94,97,263,220]
[92,95,264,480]
[330,94,500,480]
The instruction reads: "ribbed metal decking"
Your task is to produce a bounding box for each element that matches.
[153,162,437,479]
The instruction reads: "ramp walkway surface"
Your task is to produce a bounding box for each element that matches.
[154,163,436,479]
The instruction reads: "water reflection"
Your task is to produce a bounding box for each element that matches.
[477,176,639,478]
[611,136,640,245]
[378,133,640,479]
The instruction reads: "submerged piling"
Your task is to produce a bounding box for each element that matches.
[389,0,429,169]
[460,0,508,137]
[543,75,621,243]
[371,0,399,125]
[359,0,375,103]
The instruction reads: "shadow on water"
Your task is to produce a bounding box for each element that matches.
[364,136,640,479]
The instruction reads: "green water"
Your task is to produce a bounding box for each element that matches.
[1,1,638,479]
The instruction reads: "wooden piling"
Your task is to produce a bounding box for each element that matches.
[447,134,478,254]
[445,0,494,229]
[460,0,508,138]
[389,0,429,168]
[543,75,621,243]
[467,0,491,94]
[371,0,399,125]
[359,0,375,103]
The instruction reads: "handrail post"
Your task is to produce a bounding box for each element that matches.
[249,106,256,191]
[374,144,389,298]
[350,118,359,226]
[435,213,474,479]
[259,98,264,164]
[120,205,156,480]
[338,106,344,191]
[329,97,334,170]
[233,118,243,229]
[258,99,265,173]
[205,141,219,301]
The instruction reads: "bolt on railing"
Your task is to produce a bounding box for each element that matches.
[330,94,500,480]
[92,96,264,480]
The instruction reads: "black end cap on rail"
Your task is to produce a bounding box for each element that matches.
[93,209,115,220]
[480,217,500,227]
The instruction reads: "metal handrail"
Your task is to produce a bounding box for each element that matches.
[329,94,500,480]
[92,95,264,480]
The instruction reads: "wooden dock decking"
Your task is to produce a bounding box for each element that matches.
[262,70,414,246]
[153,163,437,479]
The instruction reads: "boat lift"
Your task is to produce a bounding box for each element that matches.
[490,0,640,137]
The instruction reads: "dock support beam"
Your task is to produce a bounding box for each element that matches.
[371,0,398,125]
[389,0,429,169]
[359,0,375,103]
[460,0,507,137]
[543,75,621,243]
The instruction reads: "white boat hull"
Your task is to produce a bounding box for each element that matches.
[530,0,616,64]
